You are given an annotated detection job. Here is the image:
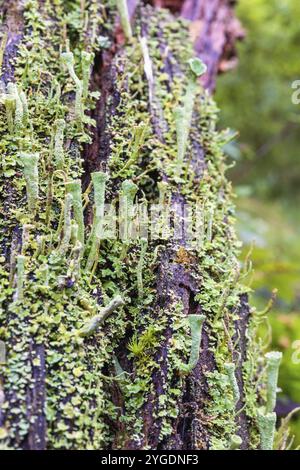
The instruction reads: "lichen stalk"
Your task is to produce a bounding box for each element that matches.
[59,193,73,255]
[7,82,23,131]
[61,52,83,123]
[81,51,94,100]
[14,255,26,303]
[175,58,207,178]
[86,171,108,272]
[257,409,277,450]
[116,0,133,41]
[119,179,138,242]
[77,295,124,337]
[178,314,205,375]
[225,362,240,406]
[20,152,39,213]
[137,237,148,298]
[54,119,66,169]
[66,180,85,248]
[265,351,282,414]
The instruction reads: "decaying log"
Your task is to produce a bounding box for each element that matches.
[0,0,277,451]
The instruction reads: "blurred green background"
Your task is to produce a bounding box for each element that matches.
[216,0,300,446]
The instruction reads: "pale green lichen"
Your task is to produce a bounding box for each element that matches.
[61,51,83,123]
[20,152,39,212]
[116,0,133,41]
[59,193,73,255]
[7,83,23,131]
[66,180,85,248]
[265,351,282,414]
[229,434,242,450]
[136,237,148,298]
[77,295,124,337]
[0,341,6,365]
[225,362,240,406]
[175,58,207,178]
[14,255,26,303]
[0,1,275,451]
[119,179,138,242]
[19,90,29,126]
[54,119,66,169]
[86,171,108,272]
[3,93,15,134]
[257,409,277,450]
[81,51,94,100]
[178,314,205,375]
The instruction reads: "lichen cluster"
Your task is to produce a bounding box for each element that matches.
[0,0,282,450]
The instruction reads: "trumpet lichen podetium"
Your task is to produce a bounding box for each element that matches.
[175,58,207,178]
[178,314,205,375]
[4,92,15,134]
[66,180,85,248]
[137,237,148,298]
[54,119,66,169]
[116,0,133,41]
[59,193,73,255]
[81,51,94,100]
[265,351,282,414]
[19,90,29,126]
[61,52,83,122]
[20,152,39,213]
[120,179,138,242]
[77,295,124,337]
[7,82,22,131]
[229,435,242,450]
[224,362,240,406]
[257,409,276,450]
[85,171,108,273]
[15,255,26,302]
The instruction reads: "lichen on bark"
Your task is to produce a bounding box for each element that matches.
[0,0,282,450]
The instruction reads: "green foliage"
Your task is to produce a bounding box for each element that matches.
[217,0,300,447]
[236,198,300,446]
[216,0,300,199]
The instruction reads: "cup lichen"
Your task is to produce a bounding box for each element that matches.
[20,152,39,213]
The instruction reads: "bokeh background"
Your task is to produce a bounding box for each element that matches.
[216,0,300,446]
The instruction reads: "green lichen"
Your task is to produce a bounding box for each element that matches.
[81,51,94,100]
[66,180,85,247]
[175,58,207,178]
[77,295,124,337]
[178,314,205,375]
[14,255,26,303]
[86,171,108,273]
[225,362,240,406]
[116,0,133,41]
[54,119,66,169]
[20,152,39,213]
[257,409,277,450]
[230,434,243,450]
[61,51,84,124]
[265,351,282,414]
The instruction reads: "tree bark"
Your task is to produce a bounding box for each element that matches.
[0,0,265,451]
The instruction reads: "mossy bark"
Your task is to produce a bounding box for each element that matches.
[0,0,265,450]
